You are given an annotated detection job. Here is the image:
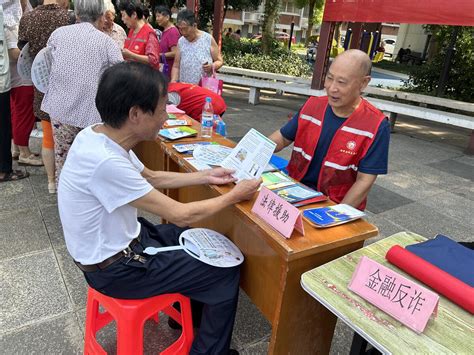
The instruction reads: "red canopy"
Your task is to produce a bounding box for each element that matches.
[323,0,474,26]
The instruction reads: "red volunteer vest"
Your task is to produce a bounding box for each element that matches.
[124,24,156,56]
[287,96,386,210]
[167,83,227,121]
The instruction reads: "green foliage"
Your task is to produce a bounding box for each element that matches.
[404,26,474,102]
[195,0,262,31]
[222,37,313,77]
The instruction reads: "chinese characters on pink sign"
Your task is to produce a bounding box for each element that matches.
[348,256,439,333]
[251,187,304,238]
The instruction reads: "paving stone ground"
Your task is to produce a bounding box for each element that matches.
[1,85,472,354]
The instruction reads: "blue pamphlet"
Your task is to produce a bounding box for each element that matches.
[303,204,365,228]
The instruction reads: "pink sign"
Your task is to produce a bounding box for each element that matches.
[251,187,304,238]
[348,256,439,334]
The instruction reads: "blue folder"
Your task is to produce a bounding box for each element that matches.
[406,234,474,287]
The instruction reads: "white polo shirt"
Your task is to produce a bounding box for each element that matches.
[58,125,153,265]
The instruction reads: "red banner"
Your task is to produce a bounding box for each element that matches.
[323,0,474,26]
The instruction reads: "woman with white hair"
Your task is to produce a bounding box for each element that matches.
[102,0,126,48]
[41,0,123,183]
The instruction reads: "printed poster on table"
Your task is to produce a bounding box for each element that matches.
[221,128,276,182]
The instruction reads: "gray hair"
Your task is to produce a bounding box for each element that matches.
[75,0,105,23]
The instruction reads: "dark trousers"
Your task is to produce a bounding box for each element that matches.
[84,218,240,355]
[0,91,12,174]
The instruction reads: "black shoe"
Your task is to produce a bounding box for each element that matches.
[167,316,182,330]
[228,350,239,355]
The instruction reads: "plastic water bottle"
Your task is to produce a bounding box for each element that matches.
[216,119,227,137]
[201,97,213,138]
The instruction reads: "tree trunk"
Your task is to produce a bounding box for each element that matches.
[334,22,341,47]
[305,0,316,45]
[262,0,279,54]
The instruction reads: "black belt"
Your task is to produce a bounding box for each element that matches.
[75,237,141,273]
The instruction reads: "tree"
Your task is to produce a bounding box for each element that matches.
[196,0,262,31]
[294,0,324,45]
[261,0,279,54]
[405,26,474,102]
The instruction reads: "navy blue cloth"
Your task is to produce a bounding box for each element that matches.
[280,106,390,190]
[406,234,474,287]
[84,218,240,355]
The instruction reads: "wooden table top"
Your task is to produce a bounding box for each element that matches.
[156,130,378,261]
[301,232,474,354]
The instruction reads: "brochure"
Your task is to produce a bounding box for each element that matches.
[261,171,326,204]
[220,128,276,182]
[173,141,217,154]
[164,118,192,127]
[272,184,323,204]
[303,204,366,228]
[143,228,244,268]
[159,126,197,140]
[261,171,295,189]
[263,162,279,173]
[193,144,233,166]
[183,157,212,171]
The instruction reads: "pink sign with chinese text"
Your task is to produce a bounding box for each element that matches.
[348,256,439,334]
[251,187,304,239]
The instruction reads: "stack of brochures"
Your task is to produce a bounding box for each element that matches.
[163,114,193,128]
[158,126,197,140]
[261,171,326,205]
[303,204,365,228]
[172,141,217,154]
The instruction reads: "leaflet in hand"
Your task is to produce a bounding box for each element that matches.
[220,128,276,182]
[303,204,365,228]
[159,126,197,140]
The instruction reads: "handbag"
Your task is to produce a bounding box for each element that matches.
[159,53,170,76]
[200,65,223,96]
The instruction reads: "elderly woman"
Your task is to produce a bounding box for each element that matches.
[41,0,122,183]
[154,5,180,78]
[18,0,71,192]
[119,0,159,70]
[170,9,223,85]
[102,0,126,48]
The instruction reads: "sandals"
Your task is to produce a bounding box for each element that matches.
[0,170,29,183]
[48,182,57,194]
[18,154,44,166]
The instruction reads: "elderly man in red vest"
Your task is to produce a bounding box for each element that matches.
[269,49,390,210]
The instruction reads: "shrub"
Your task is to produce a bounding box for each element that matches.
[222,37,312,77]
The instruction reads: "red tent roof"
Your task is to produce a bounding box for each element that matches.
[323,0,474,26]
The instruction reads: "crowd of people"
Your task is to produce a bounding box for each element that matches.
[0,0,224,191]
[1,1,389,354]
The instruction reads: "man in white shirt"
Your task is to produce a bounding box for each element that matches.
[58,61,260,355]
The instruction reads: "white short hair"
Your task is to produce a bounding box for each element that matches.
[74,0,105,23]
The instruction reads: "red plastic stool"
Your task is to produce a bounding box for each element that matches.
[84,287,194,355]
